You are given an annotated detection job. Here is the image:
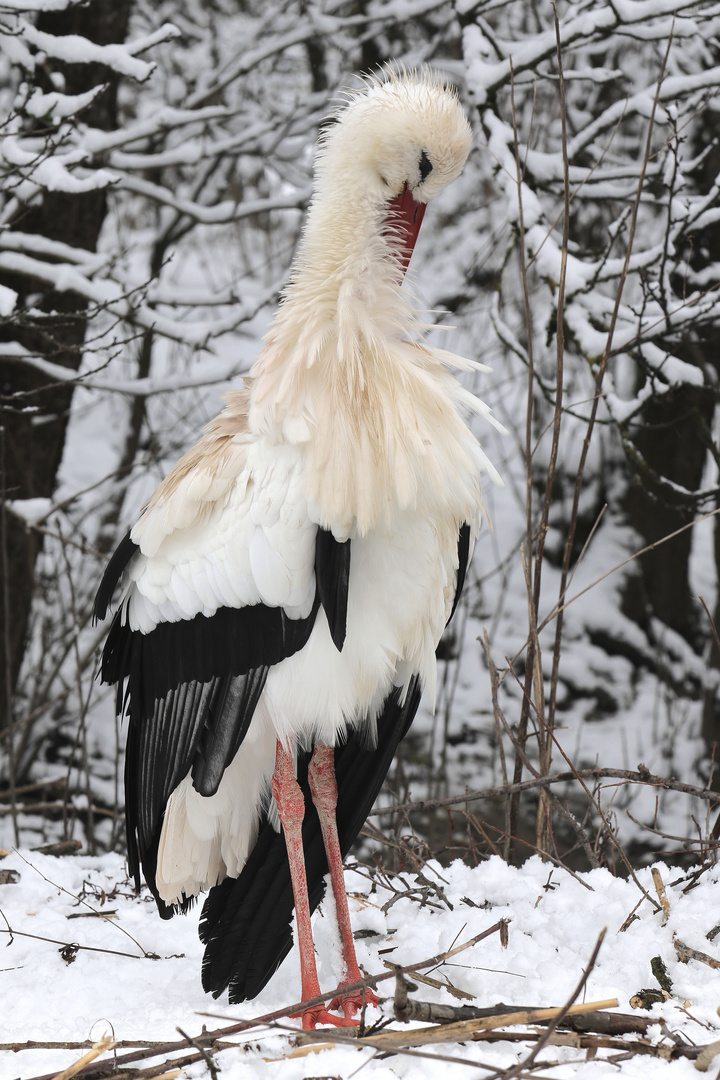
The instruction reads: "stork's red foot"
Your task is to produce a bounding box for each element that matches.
[291,984,379,1028]
[291,1004,348,1030]
[328,984,380,1023]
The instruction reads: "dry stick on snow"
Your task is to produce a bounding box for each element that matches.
[31,840,84,856]
[100,1057,201,1080]
[652,867,671,924]
[0,924,156,961]
[673,937,720,970]
[300,999,620,1051]
[472,1029,696,1063]
[276,1020,701,1071]
[383,958,475,1003]
[391,967,638,1032]
[0,1042,176,1053]
[175,1026,222,1080]
[273,1038,500,1070]
[18,925,506,1080]
[694,1039,720,1072]
[49,1036,116,1080]
[11,850,153,958]
[130,1071,181,1080]
[276,1017,525,1073]
[392,966,479,1022]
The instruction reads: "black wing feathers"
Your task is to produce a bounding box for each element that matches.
[125,676,225,908]
[199,675,423,1002]
[447,523,471,626]
[96,525,352,914]
[102,597,320,713]
[93,530,137,622]
[315,528,350,651]
[192,667,269,796]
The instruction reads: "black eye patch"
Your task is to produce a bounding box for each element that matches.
[419,149,433,182]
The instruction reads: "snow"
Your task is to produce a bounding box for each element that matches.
[24,86,105,122]
[7,498,53,526]
[0,283,16,315]
[1,850,719,1078]
[0,0,79,9]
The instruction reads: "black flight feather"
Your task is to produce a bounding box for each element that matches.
[199,675,422,1002]
[191,667,269,796]
[93,530,137,622]
[125,671,269,913]
[315,528,350,651]
[448,523,471,625]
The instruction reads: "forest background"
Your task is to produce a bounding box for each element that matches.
[2,0,720,882]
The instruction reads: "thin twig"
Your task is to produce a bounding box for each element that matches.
[0,925,157,961]
[367,766,720,816]
[0,423,19,846]
[532,0,572,859]
[508,59,536,864]
[499,929,607,1078]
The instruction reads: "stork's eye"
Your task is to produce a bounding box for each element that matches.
[419,149,433,182]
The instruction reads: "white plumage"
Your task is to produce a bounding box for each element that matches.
[96,67,502,1028]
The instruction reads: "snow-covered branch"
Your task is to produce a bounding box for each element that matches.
[15,20,180,82]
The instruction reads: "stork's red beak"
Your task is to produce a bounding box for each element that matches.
[384,182,426,279]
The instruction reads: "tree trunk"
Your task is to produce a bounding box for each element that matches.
[621,382,714,648]
[0,0,133,734]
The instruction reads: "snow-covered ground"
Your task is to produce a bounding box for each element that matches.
[2,849,719,1079]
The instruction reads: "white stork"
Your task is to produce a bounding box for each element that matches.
[95,68,501,1029]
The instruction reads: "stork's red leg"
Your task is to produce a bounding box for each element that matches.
[272,741,345,1029]
[308,743,380,1022]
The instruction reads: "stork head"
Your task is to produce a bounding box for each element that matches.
[310,68,473,277]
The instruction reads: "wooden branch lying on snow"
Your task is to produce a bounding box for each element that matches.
[300,1000,623,1050]
[50,1037,115,1080]
[391,965,649,1032]
[673,936,720,970]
